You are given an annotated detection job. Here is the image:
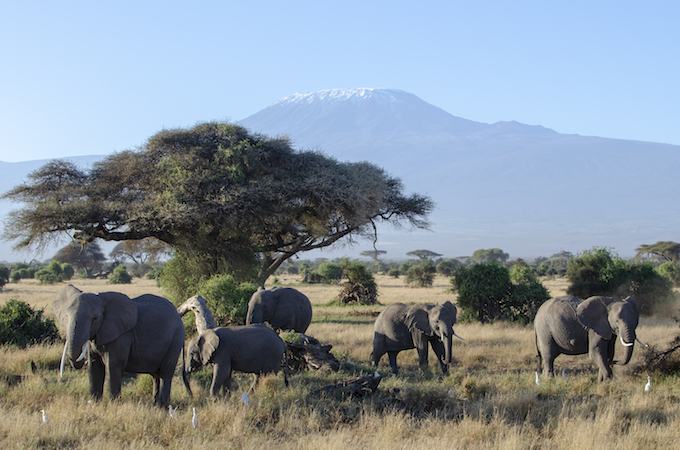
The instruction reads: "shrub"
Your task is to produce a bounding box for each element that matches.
[61,263,75,280]
[196,274,258,327]
[336,260,378,305]
[387,268,400,278]
[109,265,132,284]
[35,261,64,284]
[452,262,550,324]
[0,265,9,290]
[10,271,21,283]
[308,262,343,284]
[436,259,462,277]
[657,261,680,287]
[405,261,436,287]
[0,299,60,347]
[566,247,675,315]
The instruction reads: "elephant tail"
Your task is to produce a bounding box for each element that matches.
[181,344,193,398]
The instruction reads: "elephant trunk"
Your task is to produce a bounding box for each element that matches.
[66,320,90,370]
[443,327,453,365]
[246,305,261,325]
[617,328,636,365]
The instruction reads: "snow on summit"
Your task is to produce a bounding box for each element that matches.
[273,88,406,106]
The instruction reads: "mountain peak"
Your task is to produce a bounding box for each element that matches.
[272,88,409,107]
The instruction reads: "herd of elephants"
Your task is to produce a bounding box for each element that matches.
[53,283,644,406]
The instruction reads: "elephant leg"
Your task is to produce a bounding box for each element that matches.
[371,333,385,367]
[106,356,125,400]
[387,351,400,375]
[416,344,430,372]
[537,337,558,377]
[211,363,232,397]
[430,340,448,374]
[156,376,173,406]
[89,351,106,400]
[589,340,612,381]
[151,375,161,405]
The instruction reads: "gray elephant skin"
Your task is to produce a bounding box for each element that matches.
[53,284,188,406]
[534,295,640,382]
[185,324,288,397]
[372,301,459,375]
[246,286,312,333]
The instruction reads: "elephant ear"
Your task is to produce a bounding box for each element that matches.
[200,329,220,365]
[405,306,433,336]
[52,284,82,330]
[577,297,612,340]
[623,296,639,316]
[441,301,458,324]
[96,292,138,345]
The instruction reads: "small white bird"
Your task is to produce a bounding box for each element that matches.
[645,376,651,392]
[192,407,198,429]
[535,371,541,386]
[168,405,178,419]
[41,409,50,424]
[241,392,249,406]
[562,367,568,378]
[374,371,380,378]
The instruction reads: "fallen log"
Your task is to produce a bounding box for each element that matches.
[308,374,382,398]
[283,333,341,372]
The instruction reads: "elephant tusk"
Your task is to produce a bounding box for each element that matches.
[636,338,649,348]
[619,335,634,347]
[59,341,68,378]
[453,332,465,341]
[75,342,89,362]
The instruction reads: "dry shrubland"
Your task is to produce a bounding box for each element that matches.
[1,275,680,449]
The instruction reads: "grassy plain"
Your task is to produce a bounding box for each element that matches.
[1,275,680,449]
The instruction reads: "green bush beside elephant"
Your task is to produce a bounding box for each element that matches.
[53,284,189,406]
[534,295,642,382]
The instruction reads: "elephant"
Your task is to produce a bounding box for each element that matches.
[177,295,217,335]
[246,286,312,333]
[185,324,288,396]
[372,301,462,375]
[53,284,189,406]
[534,295,643,382]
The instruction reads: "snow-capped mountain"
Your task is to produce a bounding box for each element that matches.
[241,88,680,259]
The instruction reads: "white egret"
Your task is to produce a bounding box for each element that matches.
[374,371,380,378]
[241,392,249,405]
[535,371,541,386]
[192,407,198,428]
[561,367,568,378]
[168,405,178,419]
[645,376,651,392]
[41,410,50,424]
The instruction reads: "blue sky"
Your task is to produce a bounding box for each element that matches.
[1,1,679,162]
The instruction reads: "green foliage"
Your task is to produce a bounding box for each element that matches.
[405,261,436,288]
[159,251,206,304]
[636,241,680,262]
[196,274,258,327]
[436,259,462,277]
[0,299,60,347]
[657,261,680,287]
[471,248,509,264]
[307,262,343,284]
[452,262,549,324]
[35,261,64,284]
[336,259,378,305]
[109,265,132,284]
[566,247,675,315]
[387,268,400,278]
[60,263,74,280]
[406,249,443,261]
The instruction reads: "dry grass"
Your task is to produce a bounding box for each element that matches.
[1,276,680,448]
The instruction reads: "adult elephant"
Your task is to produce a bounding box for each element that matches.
[372,301,462,375]
[53,284,189,405]
[185,324,288,396]
[534,295,643,382]
[246,287,312,333]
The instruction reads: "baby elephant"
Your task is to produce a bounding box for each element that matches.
[185,325,288,396]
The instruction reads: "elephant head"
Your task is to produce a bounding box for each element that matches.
[577,296,640,365]
[53,284,138,371]
[406,301,460,366]
[246,287,272,324]
[185,329,220,374]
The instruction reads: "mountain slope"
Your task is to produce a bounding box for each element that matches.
[241,88,680,258]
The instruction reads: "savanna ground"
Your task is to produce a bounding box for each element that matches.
[1,275,680,449]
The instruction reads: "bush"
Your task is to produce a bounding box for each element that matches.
[336,260,378,305]
[308,262,343,284]
[452,262,550,324]
[35,261,64,284]
[436,259,462,277]
[61,263,75,280]
[0,299,60,347]
[0,266,9,290]
[109,265,132,284]
[196,274,258,327]
[387,268,400,278]
[566,247,675,315]
[657,261,680,287]
[405,261,436,287]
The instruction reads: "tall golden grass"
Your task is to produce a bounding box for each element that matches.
[1,275,679,449]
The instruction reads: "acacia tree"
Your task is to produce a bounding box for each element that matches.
[110,238,170,265]
[2,122,433,285]
[406,249,443,261]
[52,241,106,278]
[635,241,680,262]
